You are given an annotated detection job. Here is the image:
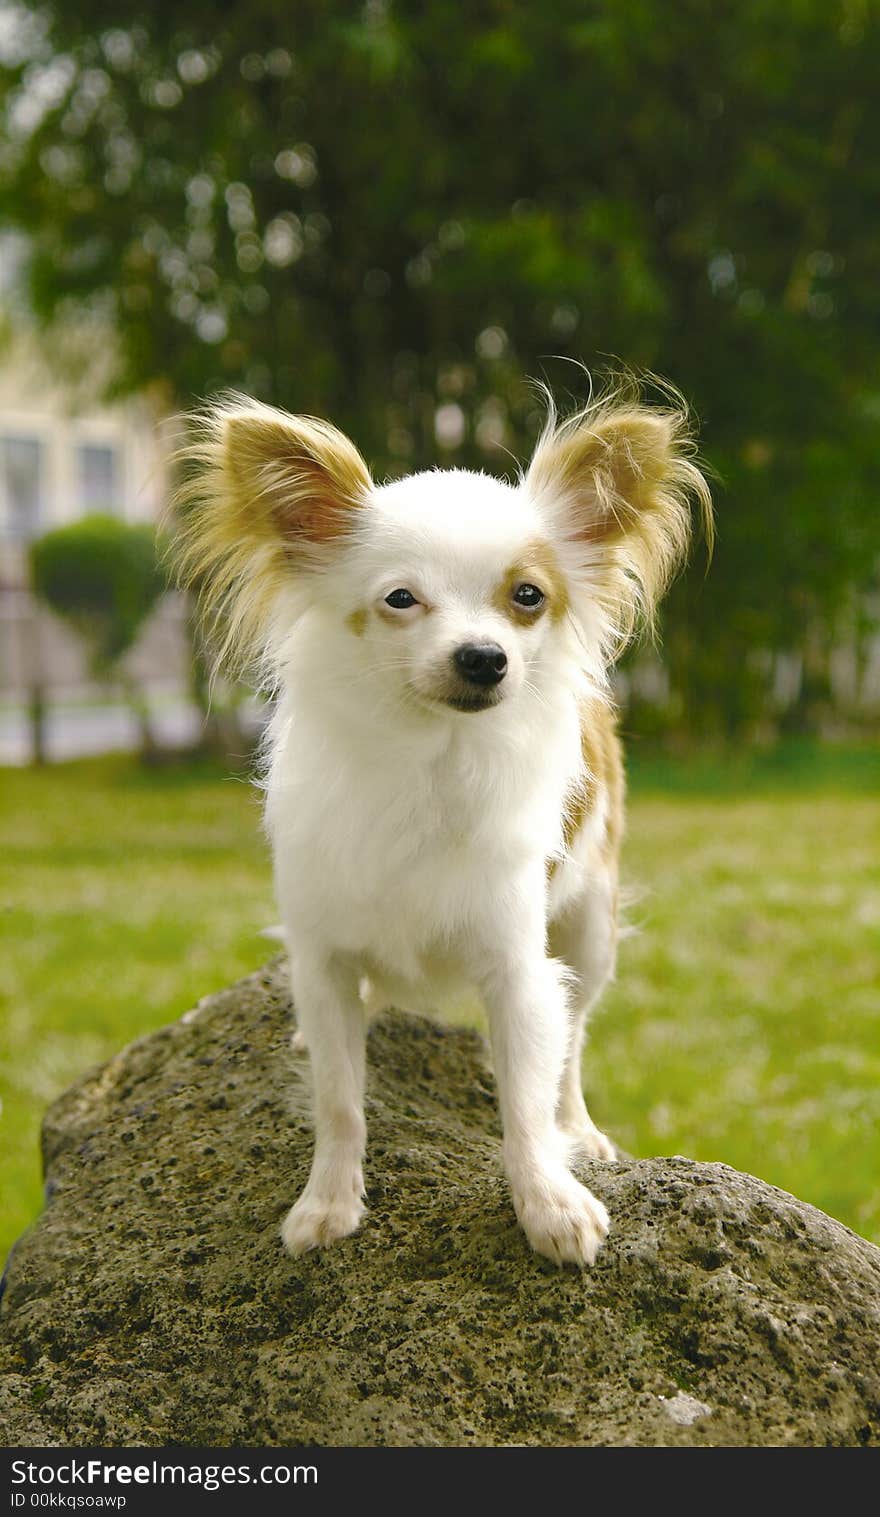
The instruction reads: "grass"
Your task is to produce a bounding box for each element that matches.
[0,754,276,1266]
[1,742,878,1264]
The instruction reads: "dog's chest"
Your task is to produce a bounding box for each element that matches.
[268,718,569,966]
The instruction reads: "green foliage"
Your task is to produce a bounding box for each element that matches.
[30,515,166,673]
[2,2,879,733]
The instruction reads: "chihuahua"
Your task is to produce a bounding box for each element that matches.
[175,377,711,1267]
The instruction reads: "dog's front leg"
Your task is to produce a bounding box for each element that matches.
[478,903,609,1267]
[280,953,367,1256]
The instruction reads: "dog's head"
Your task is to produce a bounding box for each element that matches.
[174,382,711,715]
[331,465,576,716]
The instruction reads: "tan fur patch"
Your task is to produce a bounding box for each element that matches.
[346,607,368,637]
[492,540,570,626]
[549,699,624,879]
[225,409,370,548]
[170,397,371,674]
[526,375,712,654]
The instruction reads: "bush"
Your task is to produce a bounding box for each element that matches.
[30,515,167,757]
[30,515,166,673]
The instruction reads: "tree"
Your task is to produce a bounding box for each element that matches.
[30,515,167,757]
[3,1,879,737]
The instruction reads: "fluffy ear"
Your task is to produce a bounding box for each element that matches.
[172,395,371,674]
[526,381,712,653]
[222,404,370,546]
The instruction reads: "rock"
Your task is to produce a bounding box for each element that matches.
[1,960,879,1447]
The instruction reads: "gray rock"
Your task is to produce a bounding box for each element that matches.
[2,960,879,1447]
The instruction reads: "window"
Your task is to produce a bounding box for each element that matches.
[1,435,43,540]
[79,443,119,512]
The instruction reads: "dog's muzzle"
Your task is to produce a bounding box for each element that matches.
[440,642,508,712]
[452,642,508,688]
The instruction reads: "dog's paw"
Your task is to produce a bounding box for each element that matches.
[514,1176,609,1267]
[290,1028,307,1054]
[563,1121,617,1163]
[280,1191,365,1256]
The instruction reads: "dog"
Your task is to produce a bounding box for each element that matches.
[175,376,711,1267]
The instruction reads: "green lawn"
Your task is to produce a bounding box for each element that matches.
[1,743,878,1263]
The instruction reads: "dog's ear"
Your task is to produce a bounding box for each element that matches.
[171,397,371,673]
[526,385,712,650]
[528,408,688,545]
[222,404,370,548]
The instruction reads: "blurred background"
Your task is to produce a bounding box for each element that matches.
[0,1,877,1260]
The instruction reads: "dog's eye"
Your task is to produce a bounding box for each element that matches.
[512,583,545,609]
[384,588,418,609]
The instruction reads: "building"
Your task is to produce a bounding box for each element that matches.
[0,327,196,760]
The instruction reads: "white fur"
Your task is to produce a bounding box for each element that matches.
[176,382,709,1264]
[266,466,618,1266]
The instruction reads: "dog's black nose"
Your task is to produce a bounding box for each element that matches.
[453,642,508,687]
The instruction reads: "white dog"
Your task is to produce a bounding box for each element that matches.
[176,377,710,1267]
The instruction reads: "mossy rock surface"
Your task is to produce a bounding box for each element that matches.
[2,960,879,1447]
